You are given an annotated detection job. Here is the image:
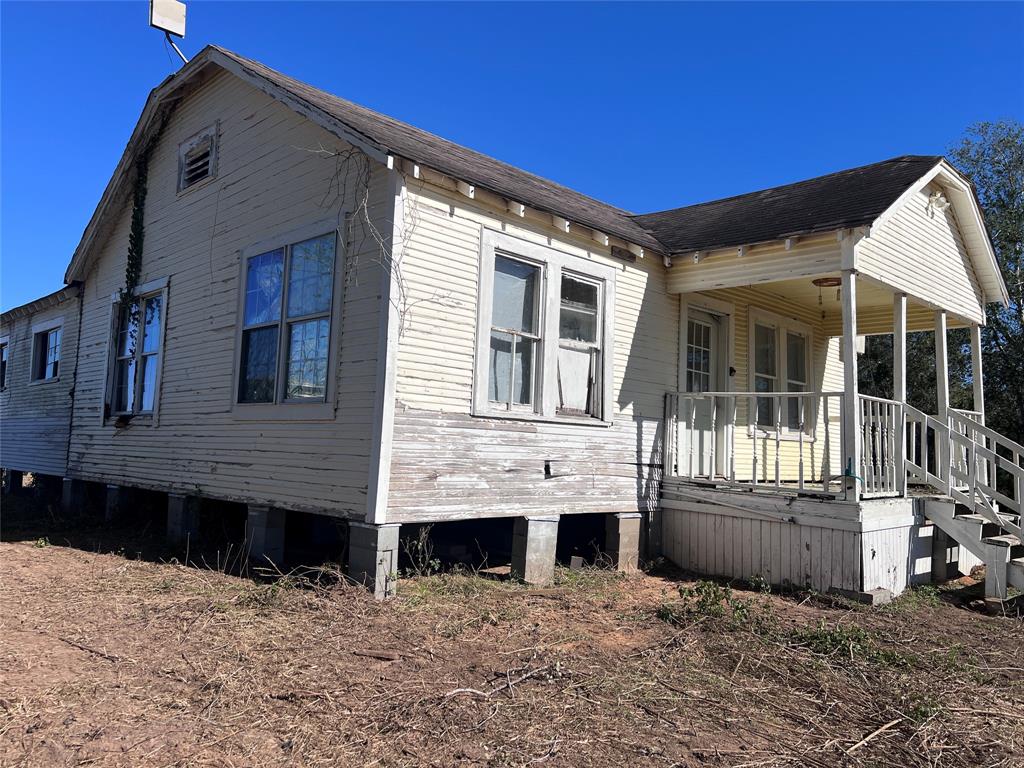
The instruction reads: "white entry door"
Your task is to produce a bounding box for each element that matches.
[684,310,725,478]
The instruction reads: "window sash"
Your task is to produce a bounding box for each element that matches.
[238,233,337,406]
[749,314,812,433]
[112,294,163,415]
[474,230,615,423]
[557,273,603,416]
[0,343,8,388]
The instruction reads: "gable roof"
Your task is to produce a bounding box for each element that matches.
[63,45,1006,308]
[631,156,943,254]
[212,47,662,253]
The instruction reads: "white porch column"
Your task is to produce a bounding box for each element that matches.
[841,270,860,502]
[970,323,984,419]
[934,311,949,418]
[894,293,907,496]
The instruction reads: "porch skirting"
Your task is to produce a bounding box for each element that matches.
[660,485,963,596]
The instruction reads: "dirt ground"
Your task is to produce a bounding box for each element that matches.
[1,498,1023,767]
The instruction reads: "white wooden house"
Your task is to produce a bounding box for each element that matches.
[1,287,81,488]
[4,45,1020,600]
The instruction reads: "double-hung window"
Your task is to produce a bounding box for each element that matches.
[31,324,62,381]
[106,279,168,419]
[0,339,9,390]
[750,309,812,433]
[237,231,338,407]
[488,256,541,409]
[475,230,615,423]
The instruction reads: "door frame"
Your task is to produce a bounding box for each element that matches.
[679,294,735,478]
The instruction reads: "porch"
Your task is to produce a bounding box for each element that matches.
[660,262,1023,598]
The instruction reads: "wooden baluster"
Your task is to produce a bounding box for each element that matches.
[712,397,720,481]
[774,395,781,488]
[798,396,805,490]
[688,398,697,479]
[729,396,737,482]
[823,395,831,492]
[750,395,758,488]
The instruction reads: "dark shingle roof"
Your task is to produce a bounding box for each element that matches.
[213,46,662,252]
[631,155,942,254]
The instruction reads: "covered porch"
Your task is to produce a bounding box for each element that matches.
[663,260,993,505]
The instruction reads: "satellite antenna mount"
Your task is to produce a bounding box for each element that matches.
[149,0,189,65]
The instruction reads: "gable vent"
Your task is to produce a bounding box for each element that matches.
[177,124,218,192]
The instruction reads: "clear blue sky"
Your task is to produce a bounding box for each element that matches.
[2,1,1022,309]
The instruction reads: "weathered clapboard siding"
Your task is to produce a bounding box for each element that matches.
[0,290,80,477]
[67,69,391,517]
[660,490,863,593]
[662,489,929,595]
[386,182,678,524]
[856,184,985,324]
[666,233,843,294]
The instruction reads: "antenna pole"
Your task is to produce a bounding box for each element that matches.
[166,31,189,65]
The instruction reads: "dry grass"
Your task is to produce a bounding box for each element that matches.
[1,529,1023,766]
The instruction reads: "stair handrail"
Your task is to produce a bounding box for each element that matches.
[904,403,951,492]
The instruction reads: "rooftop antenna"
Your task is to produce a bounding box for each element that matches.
[150,0,189,65]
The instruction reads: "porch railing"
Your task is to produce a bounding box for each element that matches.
[859,395,904,496]
[663,391,846,497]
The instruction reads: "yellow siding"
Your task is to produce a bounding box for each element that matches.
[856,185,985,323]
[666,234,843,293]
[387,182,679,523]
[687,285,844,485]
[68,69,390,517]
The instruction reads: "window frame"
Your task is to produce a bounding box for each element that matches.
[176,123,219,194]
[0,336,9,391]
[231,218,346,422]
[103,277,170,425]
[473,229,615,426]
[29,319,63,384]
[747,307,814,439]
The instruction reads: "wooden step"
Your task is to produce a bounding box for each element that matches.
[953,514,1003,539]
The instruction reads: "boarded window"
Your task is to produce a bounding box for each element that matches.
[238,233,337,405]
[32,327,61,380]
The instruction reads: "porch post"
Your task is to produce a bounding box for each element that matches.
[841,270,860,502]
[934,311,949,418]
[970,324,984,419]
[894,293,907,496]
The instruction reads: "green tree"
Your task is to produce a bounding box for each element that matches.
[860,121,1023,444]
[950,121,1024,443]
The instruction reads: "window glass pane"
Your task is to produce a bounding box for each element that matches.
[142,296,162,354]
[286,318,330,400]
[787,332,806,384]
[45,328,61,378]
[118,302,140,357]
[559,276,598,343]
[139,356,158,412]
[287,235,335,318]
[488,331,534,405]
[239,326,279,403]
[492,256,538,333]
[114,358,136,413]
[754,324,776,376]
[754,374,774,427]
[787,384,805,431]
[0,344,7,388]
[244,249,284,326]
[558,346,597,414]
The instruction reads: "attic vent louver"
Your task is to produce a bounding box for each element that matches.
[177,124,218,192]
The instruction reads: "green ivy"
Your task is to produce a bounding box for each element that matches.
[121,117,168,306]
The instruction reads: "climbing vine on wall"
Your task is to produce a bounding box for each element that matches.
[121,117,169,305]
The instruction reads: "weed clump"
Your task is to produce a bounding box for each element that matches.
[790,619,908,666]
[657,580,776,633]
